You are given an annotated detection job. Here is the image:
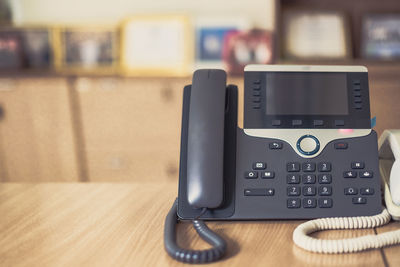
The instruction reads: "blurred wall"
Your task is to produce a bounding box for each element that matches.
[9,0,276,29]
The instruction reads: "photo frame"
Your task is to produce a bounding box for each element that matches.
[361,14,400,60]
[282,10,351,60]
[21,27,53,69]
[223,29,274,75]
[0,28,25,69]
[120,15,192,77]
[195,18,248,69]
[54,26,119,74]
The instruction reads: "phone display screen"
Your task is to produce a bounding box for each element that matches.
[265,73,348,115]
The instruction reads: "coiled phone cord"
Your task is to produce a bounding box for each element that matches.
[164,199,227,264]
[293,208,400,253]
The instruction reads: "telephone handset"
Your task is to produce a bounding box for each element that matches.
[187,69,225,208]
[164,65,400,263]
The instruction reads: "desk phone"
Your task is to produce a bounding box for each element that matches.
[164,65,397,264]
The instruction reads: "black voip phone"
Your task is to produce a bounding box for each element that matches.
[164,65,383,263]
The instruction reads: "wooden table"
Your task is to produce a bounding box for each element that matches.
[0,183,399,267]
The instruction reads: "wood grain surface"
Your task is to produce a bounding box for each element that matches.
[0,183,399,267]
[0,78,79,182]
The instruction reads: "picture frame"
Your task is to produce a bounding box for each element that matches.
[194,18,248,69]
[54,26,119,74]
[222,29,274,75]
[120,15,192,77]
[0,28,25,70]
[361,14,400,60]
[282,10,351,60]
[21,27,53,69]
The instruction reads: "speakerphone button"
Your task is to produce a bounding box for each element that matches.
[353,79,360,85]
[360,188,374,195]
[253,79,261,84]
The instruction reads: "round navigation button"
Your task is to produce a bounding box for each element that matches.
[297,135,320,155]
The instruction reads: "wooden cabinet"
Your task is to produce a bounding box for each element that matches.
[73,77,189,182]
[0,77,80,182]
[0,66,398,182]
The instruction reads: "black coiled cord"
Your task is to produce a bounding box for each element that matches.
[164,199,227,264]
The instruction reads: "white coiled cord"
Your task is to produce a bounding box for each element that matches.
[293,208,400,253]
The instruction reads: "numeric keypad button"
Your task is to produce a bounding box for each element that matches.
[343,171,357,178]
[318,162,331,172]
[319,198,333,208]
[245,171,258,179]
[287,162,300,172]
[303,198,317,208]
[302,162,316,172]
[318,174,332,184]
[287,186,301,196]
[287,174,300,184]
[318,186,332,196]
[303,186,316,196]
[344,187,358,195]
[302,174,316,184]
[287,198,301,208]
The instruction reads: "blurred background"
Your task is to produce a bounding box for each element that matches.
[0,0,400,183]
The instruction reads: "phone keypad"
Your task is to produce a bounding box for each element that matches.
[286,161,333,208]
[244,160,375,209]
